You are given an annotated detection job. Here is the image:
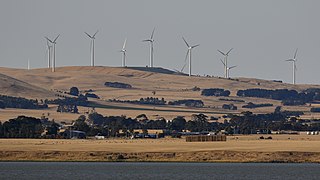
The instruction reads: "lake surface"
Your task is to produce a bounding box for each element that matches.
[0,162,319,180]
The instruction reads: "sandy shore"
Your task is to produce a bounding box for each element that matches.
[0,135,320,162]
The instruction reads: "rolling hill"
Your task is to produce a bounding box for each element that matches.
[0,66,319,122]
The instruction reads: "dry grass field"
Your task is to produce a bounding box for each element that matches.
[1,66,320,122]
[0,135,320,162]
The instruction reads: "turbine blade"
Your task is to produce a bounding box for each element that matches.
[229,66,237,69]
[181,63,187,72]
[93,30,99,38]
[45,37,53,43]
[294,48,298,59]
[182,37,190,47]
[46,40,50,47]
[151,27,155,39]
[217,50,226,56]
[226,48,233,55]
[85,32,92,38]
[53,34,60,43]
[185,49,189,63]
[181,50,190,72]
[285,59,295,62]
[191,44,200,49]
[122,38,127,50]
[142,39,151,42]
[220,59,225,66]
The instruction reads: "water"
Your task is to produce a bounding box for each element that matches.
[0,162,319,180]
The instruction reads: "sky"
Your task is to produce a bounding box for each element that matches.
[0,0,319,84]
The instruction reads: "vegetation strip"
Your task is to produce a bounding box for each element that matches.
[0,151,319,163]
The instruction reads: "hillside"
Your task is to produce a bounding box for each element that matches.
[0,66,320,121]
[0,72,55,99]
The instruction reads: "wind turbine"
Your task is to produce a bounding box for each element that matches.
[285,48,298,85]
[182,37,200,76]
[45,34,60,72]
[85,30,99,67]
[46,39,52,68]
[218,48,233,78]
[27,59,30,70]
[120,38,127,67]
[143,28,155,68]
[220,59,236,78]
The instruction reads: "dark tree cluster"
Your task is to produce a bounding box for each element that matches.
[201,88,230,97]
[222,104,237,110]
[168,99,204,107]
[0,116,44,138]
[69,87,79,96]
[109,97,166,105]
[0,95,48,109]
[237,88,320,106]
[104,82,132,89]
[242,102,273,109]
[57,104,78,113]
[219,98,245,103]
[311,108,320,113]
[224,107,318,134]
[47,96,88,106]
[85,93,100,99]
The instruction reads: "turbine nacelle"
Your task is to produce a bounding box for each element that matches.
[85,30,98,39]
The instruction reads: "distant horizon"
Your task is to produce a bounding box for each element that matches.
[1,65,312,86]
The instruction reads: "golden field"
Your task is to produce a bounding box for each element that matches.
[0,135,320,162]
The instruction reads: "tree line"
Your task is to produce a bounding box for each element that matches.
[237,88,320,106]
[0,95,48,109]
[1,106,319,138]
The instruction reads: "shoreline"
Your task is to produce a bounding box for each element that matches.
[1,150,320,163]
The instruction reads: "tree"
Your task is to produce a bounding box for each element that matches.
[73,116,90,133]
[171,116,186,131]
[2,116,44,138]
[46,120,60,136]
[0,100,5,109]
[88,112,105,126]
[70,87,79,96]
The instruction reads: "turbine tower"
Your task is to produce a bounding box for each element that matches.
[182,37,200,76]
[220,59,236,78]
[143,28,155,68]
[218,48,233,78]
[45,34,60,72]
[286,48,298,85]
[120,38,127,67]
[46,40,52,68]
[85,30,99,67]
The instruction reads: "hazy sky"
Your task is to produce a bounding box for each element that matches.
[0,0,319,84]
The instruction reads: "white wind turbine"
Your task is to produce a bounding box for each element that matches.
[182,37,200,76]
[85,30,99,67]
[143,28,155,68]
[46,39,52,68]
[285,48,298,85]
[220,59,237,78]
[45,34,60,72]
[218,48,233,78]
[120,38,127,67]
